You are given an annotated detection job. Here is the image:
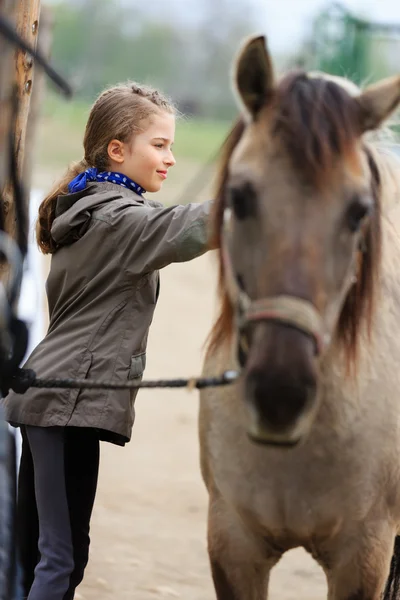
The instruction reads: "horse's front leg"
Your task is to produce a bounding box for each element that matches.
[207,492,278,600]
[322,521,396,600]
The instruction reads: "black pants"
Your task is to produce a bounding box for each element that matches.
[17,426,100,600]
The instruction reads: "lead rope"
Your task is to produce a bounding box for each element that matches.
[3,368,239,397]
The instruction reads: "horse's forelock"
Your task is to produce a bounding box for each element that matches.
[273,72,363,186]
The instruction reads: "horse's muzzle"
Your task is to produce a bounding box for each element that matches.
[243,322,318,445]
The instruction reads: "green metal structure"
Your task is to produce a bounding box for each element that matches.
[311,2,400,86]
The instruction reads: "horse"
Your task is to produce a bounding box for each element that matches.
[199,34,400,599]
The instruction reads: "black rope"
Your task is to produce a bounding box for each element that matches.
[6,368,239,396]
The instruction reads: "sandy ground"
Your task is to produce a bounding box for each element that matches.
[76,252,327,600]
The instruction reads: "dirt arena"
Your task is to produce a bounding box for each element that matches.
[74,253,327,599]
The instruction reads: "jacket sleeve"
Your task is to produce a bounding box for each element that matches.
[117,199,217,274]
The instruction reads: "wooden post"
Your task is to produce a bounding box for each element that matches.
[0,0,17,187]
[13,0,41,177]
[23,4,53,193]
[2,0,41,237]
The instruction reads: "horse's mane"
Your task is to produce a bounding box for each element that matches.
[207,71,400,369]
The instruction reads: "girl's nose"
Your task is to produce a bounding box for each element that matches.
[164,150,176,167]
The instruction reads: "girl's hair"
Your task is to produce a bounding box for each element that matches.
[37,82,176,254]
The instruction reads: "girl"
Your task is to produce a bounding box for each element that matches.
[3,82,215,600]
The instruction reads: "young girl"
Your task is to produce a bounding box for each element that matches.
[3,82,215,600]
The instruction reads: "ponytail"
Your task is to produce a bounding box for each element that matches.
[36,158,88,254]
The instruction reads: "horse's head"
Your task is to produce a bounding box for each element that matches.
[210,35,400,446]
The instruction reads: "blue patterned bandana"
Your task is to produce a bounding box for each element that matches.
[68,167,146,195]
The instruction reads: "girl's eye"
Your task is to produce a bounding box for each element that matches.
[155,143,164,148]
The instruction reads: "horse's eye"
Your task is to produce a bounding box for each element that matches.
[346,197,371,233]
[227,182,257,220]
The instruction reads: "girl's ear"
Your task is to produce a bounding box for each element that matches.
[107,139,125,164]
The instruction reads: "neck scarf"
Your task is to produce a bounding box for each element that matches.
[68,167,146,195]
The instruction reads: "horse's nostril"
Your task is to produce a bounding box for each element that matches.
[246,368,317,431]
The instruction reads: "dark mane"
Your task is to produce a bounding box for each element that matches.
[336,146,381,367]
[207,73,382,369]
[206,117,245,353]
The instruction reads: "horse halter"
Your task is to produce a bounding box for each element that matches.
[221,208,331,357]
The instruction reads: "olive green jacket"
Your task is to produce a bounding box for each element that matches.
[3,182,213,445]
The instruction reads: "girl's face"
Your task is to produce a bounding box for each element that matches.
[108,111,176,193]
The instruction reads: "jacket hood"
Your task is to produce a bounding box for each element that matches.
[51,182,144,247]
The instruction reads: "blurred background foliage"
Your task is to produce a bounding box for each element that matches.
[34,0,400,197]
[48,0,260,119]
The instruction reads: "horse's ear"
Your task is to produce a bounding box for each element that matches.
[233,35,275,120]
[357,75,400,133]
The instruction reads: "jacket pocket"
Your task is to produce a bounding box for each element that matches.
[128,352,146,379]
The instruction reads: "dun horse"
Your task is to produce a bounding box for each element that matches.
[200,35,400,599]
